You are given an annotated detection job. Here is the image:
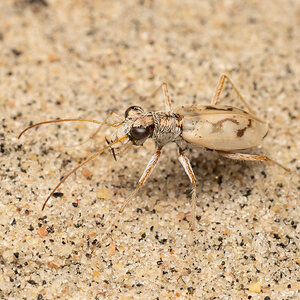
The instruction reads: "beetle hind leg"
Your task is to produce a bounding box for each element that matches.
[178,149,197,230]
[211,74,254,114]
[216,150,290,172]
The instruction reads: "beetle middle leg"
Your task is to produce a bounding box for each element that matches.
[216,150,290,172]
[211,74,254,114]
[178,148,197,230]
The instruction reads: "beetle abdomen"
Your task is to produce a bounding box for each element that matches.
[176,105,269,150]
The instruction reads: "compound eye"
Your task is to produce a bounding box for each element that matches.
[125,106,143,118]
[130,126,151,140]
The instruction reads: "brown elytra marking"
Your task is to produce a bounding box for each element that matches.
[213,118,240,127]
[236,119,252,137]
[226,107,234,111]
[247,119,252,128]
[206,106,230,111]
[209,118,240,133]
[263,130,269,139]
[237,127,247,137]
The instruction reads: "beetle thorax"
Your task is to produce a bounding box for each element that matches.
[151,112,182,147]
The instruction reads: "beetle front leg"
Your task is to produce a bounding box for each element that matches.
[178,148,197,230]
[84,111,123,143]
[162,82,173,112]
[144,82,173,112]
[216,150,290,172]
[63,111,123,149]
[125,82,173,112]
[119,147,162,213]
[98,147,162,244]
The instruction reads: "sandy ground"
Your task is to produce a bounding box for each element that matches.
[0,0,299,299]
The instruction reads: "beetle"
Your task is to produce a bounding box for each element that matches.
[18,74,289,241]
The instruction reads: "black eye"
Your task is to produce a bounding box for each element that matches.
[125,106,143,118]
[130,126,151,140]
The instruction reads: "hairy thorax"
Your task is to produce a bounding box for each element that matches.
[151,112,182,147]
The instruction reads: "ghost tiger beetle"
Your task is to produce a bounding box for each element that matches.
[18,74,290,241]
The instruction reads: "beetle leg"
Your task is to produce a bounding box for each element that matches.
[146,82,173,112]
[211,74,254,114]
[127,82,173,112]
[178,148,197,230]
[216,150,290,172]
[98,147,162,244]
[162,82,173,112]
[63,111,123,148]
[120,147,162,212]
[78,111,123,145]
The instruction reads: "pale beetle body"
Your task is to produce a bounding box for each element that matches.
[18,74,289,242]
[176,105,269,151]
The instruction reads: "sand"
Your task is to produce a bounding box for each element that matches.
[0,0,299,299]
